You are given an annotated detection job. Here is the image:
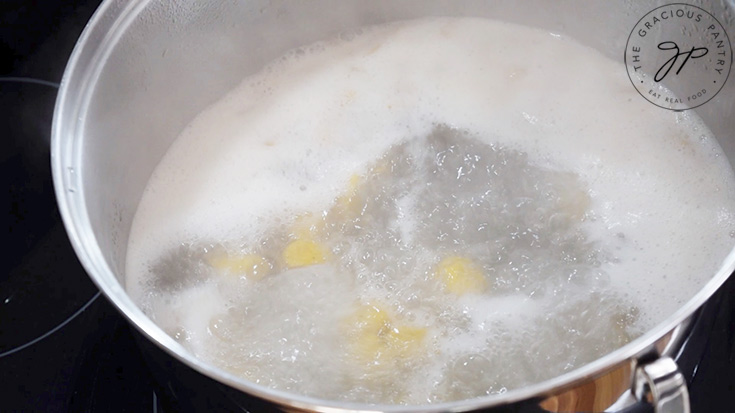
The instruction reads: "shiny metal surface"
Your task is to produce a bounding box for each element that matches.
[52,1,735,411]
[634,357,690,413]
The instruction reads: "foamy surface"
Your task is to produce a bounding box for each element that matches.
[125,18,735,404]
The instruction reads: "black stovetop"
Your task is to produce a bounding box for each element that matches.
[2,1,734,412]
[3,1,160,411]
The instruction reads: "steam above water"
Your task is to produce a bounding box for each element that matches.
[125,18,735,405]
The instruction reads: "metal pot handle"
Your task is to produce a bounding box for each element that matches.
[633,356,690,413]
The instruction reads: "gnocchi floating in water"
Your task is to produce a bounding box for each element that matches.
[206,251,271,280]
[435,256,487,295]
[283,238,329,268]
[345,303,427,368]
[126,17,735,406]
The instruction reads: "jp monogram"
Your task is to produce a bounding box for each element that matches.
[625,3,732,111]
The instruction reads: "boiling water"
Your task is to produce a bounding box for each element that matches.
[126,18,735,404]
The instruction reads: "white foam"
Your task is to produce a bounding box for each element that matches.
[125,17,735,404]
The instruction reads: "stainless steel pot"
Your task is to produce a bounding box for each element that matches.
[51,1,735,412]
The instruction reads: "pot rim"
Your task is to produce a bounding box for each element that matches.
[51,1,735,411]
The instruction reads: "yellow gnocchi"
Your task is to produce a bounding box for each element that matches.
[334,174,363,217]
[346,303,426,366]
[435,256,487,295]
[207,252,271,280]
[283,238,328,268]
